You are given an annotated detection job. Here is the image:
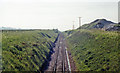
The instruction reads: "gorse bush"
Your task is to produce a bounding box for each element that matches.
[2,30,58,71]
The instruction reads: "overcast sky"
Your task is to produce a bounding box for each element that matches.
[0,0,119,31]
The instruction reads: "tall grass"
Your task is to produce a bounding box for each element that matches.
[66,29,120,71]
[2,30,58,71]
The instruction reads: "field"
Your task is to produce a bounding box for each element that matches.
[65,29,120,71]
[2,29,58,71]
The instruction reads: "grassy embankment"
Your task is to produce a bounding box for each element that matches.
[2,29,58,71]
[0,30,2,70]
[65,29,120,71]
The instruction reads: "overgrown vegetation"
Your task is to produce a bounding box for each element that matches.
[65,29,120,71]
[2,29,58,71]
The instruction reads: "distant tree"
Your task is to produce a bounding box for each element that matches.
[53,29,58,33]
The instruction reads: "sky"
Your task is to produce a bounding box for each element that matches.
[0,0,119,31]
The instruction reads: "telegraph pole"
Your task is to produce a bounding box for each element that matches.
[73,21,75,30]
[73,25,74,30]
[79,17,81,27]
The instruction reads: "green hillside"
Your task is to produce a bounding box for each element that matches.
[65,29,120,71]
[2,29,58,71]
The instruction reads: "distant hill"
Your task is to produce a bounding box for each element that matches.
[0,27,17,30]
[106,24,120,31]
[80,19,119,31]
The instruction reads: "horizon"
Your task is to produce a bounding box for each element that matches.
[0,0,118,31]
[0,18,118,31]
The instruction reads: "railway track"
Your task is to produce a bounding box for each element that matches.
[44,33,71,73]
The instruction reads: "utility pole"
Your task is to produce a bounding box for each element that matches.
[78,17,81,27]
[73,25,74,30]
[73,21,75,30]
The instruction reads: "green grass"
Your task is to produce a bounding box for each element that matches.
[0,30,2,70]
[2,29,58,71]
[65,29,120,71]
